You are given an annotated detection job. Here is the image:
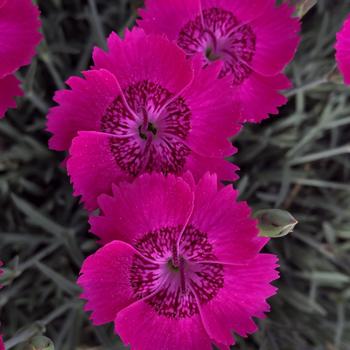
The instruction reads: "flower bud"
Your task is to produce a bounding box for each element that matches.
[287,0,317,17]
[0,267,17,286]
[327,66,344,85]
[24,336,54,350]
[254,209,298,238]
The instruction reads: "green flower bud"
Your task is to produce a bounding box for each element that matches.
[24,336,54,350]
[327,66,344,85]
[0,267,17,286]
[254,209,298,238]
[293,0,318,18]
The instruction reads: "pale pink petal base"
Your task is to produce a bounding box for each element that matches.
[77,241,138,325]
[90,173,193,245]
[0,74,22,118]
[115,300,213,350]
[200,254,279,346]
[336,15,350,85]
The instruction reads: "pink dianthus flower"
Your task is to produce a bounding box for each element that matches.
[0,0,41,118]
[47,29,241,210]
[78,172,279,350]
[138,0,300,123]
[336,14,350,85]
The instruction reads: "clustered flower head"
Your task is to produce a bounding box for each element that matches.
[1,1,350,349]
[0,0,41,118]
[44,0,302,348]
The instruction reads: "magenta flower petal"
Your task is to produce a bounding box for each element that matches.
[247,3,300,76]
[67,131,128,211]
[0,74,22,118]
[47,69,121,151]
[233,73,291,123]
[93,29,193,93]
[49,29,240,210]
[190,173,267,263]
[80,173,278,349]
[212,342,230,350]
[336,15,350,85]
[200,0,273,22]
[0,0,41,78]
[138,0,300,123]
[199,254,279,346]
[186,151,239,183]
[69,129,238,211]
[182,58,239,157]
[78,241,140,325]
[0,0,41,118]
[138,0,202,40]
[90,173,194,245]
[115,301,212,350]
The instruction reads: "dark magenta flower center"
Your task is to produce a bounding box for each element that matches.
[138,115,158,140]
[130,225,224,319]
[177,7,257,84]
[100,80,191,177]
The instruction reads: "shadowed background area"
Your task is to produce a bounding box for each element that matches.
[0,0,350,349]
